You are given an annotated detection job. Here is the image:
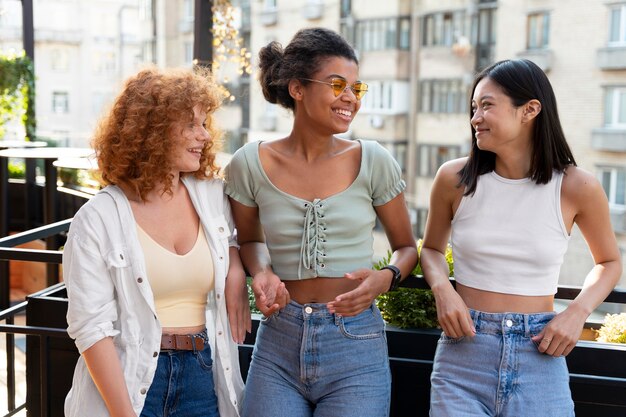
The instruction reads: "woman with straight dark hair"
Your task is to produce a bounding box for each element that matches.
[421,59,622,416]
[225,27,417,417]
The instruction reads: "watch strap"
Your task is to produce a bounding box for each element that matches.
[381,265,402,292]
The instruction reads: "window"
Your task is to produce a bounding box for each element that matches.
[604,87,626,128]
[420,79,468,114]
[354,17,411,52]
[92,51,116,74]
[609,4,626,45]
[418,144,461,177]
[340,0,351,18]
[527,12,550,49]
[422,11,466,47]
[52,92,69,114]
[50,49,69,71]
[475,7,497,70]
[380,141,408,172]
[599,166,626,207]
[184,41,193,66]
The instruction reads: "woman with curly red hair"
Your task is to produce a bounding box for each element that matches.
[63,67,248,417]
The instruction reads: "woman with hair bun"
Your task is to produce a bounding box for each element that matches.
[225,27,417,417]
[64,66,247,417]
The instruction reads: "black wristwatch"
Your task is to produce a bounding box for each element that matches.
[381,265,402,292]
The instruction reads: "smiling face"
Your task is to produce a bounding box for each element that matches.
[294,56,362,134]
[470,77,528,154]
[169,104,210,174]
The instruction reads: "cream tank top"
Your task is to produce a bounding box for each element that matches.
[450,170,570,296]
[137,223,214,327]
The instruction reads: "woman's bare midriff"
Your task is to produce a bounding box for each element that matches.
[161,324,206,335]
[284,277,361,304]
[457,283,555,314]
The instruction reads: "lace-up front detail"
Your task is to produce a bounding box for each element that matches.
[298,199,327,278]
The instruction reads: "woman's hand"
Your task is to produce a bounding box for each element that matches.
[432,284,475,339]
[251,271,290,317]
[531,305,587,357]
[224,269,251,344]
[326,268,390,317]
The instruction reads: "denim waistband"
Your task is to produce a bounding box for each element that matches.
[278,300,377,324]
[280,300,336,320]
[470,309,556,337]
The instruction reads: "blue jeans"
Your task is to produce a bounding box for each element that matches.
[140,330,219,417]
[430,309,575,417]
[242,301,391,417]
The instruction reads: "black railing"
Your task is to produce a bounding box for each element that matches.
[1,217,626,416]
[0,219,69,417]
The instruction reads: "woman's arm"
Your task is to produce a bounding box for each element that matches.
[225,246,251,344]
[421,160,475,338]
[534,167,623,356]
[229,198,290,316]
[82,338,136,417]
[327,192,418,316]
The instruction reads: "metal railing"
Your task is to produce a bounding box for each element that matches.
[0,219,69,417]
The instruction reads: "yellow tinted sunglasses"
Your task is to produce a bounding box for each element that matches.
[302,78,369,100]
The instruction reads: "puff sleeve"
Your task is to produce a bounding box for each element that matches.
[224,144,258,207]
[369,141,406,206]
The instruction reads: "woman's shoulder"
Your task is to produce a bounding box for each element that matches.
[437,157,468,183]
[561,165,604,200]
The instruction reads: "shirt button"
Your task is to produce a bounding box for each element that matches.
[119,253,124,260]
[304,306,313,314]
[218,227,224,233]
[506,319,513,327]
[140,388,147,395]
[137,277,143,283]
[216,294,221,299]
[218,331,223,336]
[153,352,158,357]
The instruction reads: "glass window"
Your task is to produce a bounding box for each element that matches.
[609,4,626,45]
[354,17,410,51]
[419,79,469,114]
[52,92,69,114]
[599,166,626,207]
[418,144,461,177]
[527,12,550,49]
[50,48,69,71]
[423,10,467,47]
[605,87,626,127]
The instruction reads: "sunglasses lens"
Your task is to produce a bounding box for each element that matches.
[353,82,368,100]
[330,79,347,97]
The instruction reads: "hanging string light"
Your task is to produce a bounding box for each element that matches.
[211,0,252,102]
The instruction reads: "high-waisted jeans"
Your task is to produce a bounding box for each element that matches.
[242,300,391,417]
[140,329,219,417]
[430,309,575,417]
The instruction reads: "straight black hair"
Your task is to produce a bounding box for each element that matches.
[459,59,576,195]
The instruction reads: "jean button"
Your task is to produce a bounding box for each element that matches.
[304,306,313,314]
[506,319,513,327]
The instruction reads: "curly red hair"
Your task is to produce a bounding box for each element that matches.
[93,66,224,200]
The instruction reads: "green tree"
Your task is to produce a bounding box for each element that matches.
[0,51,36,140]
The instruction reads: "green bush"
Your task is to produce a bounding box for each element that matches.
[374,239,454,329]
[8,160,25,179]
[595,313,626,343]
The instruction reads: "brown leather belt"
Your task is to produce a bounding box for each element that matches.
[160,333,205,351]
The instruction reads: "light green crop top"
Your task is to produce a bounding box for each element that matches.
[224,139,405,280]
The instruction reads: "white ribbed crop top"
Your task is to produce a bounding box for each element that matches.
[450,170,570,296]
